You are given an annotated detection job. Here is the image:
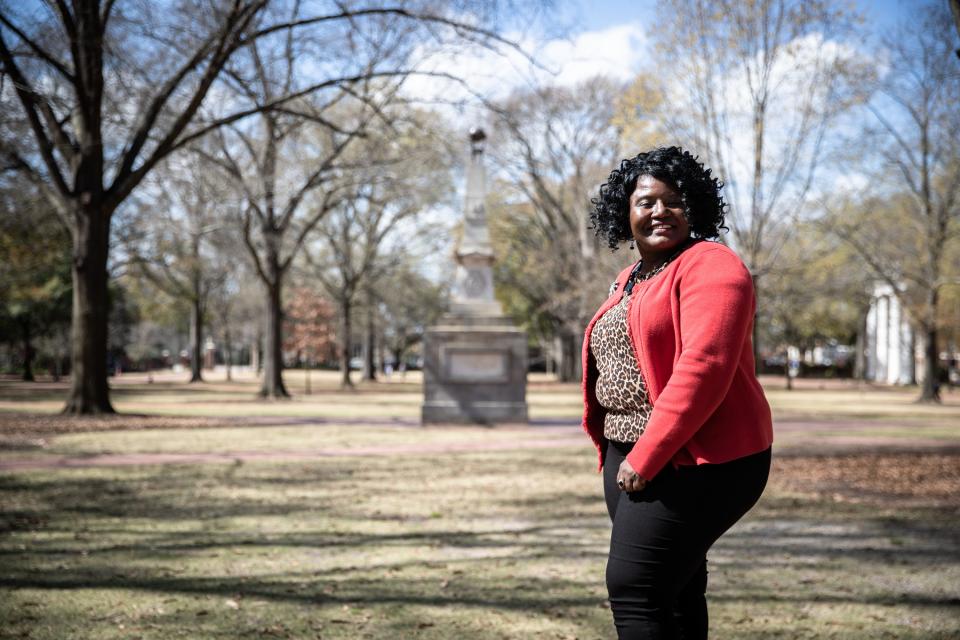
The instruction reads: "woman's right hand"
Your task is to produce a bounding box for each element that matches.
[617,458,648,493]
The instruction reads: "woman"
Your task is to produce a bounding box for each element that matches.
[582,146,773,639]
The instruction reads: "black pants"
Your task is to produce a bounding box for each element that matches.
[603,440,771,639]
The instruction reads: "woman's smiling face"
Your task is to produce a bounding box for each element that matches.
[629,175,691,264]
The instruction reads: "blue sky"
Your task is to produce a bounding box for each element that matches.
[562,0,914,33]
[403,0,927,102]
[409,0,924,107]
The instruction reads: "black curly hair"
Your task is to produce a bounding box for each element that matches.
[590,146,727,251]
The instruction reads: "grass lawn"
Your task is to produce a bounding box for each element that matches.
[1,371,959,638]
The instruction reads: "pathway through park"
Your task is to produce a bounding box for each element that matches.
[3,415,959,472]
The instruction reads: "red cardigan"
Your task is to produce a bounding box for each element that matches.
[581,241,773,478]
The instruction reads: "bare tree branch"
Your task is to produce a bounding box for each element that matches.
[0,12,74,81]
[108,1,266,210]
[242,6,539,68]
[0,32,72,198]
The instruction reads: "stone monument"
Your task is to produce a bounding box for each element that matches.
[421,128,528,424]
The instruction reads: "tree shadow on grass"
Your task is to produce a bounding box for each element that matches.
[2,450,960,638]
[0,465,612,635]
[0,566,605,610]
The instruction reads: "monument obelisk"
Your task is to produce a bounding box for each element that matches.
[421,128,528,424]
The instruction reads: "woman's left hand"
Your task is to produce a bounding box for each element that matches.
[617,459,647,492]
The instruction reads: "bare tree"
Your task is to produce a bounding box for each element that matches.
[305,195,388,390]
[206,91,360,397]
[210,278,238,382]
[0,1,269,411]
[0,0,529,412]
[360,285,378,382]
[122,156,228,382]
[375,260,447,374]
[487,77,628,381]
[822,4,960,401]
[185,2,522,397]
[653,0,869,271]
[208,251,263,382]
[644,0,872,365]
[203,4,415,397]
[303,110,453,389]
[760,222,872,389]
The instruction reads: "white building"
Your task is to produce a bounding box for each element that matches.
[864,282,918,385]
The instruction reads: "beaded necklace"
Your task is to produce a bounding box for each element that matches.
[623,239,699,295]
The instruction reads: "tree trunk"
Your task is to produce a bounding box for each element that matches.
[51,348,61,382]
[20,318,34,382]
[915,285,941,402]
[854,310,867,381]
[919,323,940,402]
[555,334,571,382]
[260,274,289,398]
[573,330,584,381]
[64,205,114,414]
[189,295,203,382]
[223,327,233,382]
[361,295,376,382]
[784,348,792,391]
[339,298,353,389]
[556,329,583,383]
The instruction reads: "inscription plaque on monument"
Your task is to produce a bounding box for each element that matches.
[444,347,510,383]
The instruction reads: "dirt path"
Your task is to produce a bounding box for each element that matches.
[2,414,959,472]
[0,435,592,472]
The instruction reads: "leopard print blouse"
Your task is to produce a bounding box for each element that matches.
[591,291,652,443]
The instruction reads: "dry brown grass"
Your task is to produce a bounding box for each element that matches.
[771,452,960,509]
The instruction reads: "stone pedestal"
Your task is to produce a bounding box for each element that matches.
[422,315,528,424]
[421,128,528,424]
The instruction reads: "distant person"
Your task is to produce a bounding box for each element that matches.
[582,146,774,639]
